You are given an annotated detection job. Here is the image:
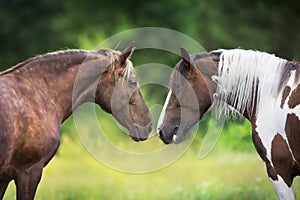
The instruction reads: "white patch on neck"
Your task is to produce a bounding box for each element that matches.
[157,90,172,132]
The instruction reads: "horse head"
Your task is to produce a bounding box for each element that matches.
[94,42,152,141]
[157,47,219,144]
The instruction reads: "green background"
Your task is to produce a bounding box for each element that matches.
[0,0,299,199]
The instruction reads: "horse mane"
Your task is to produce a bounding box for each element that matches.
[213,49,288,118]
[0,49,122,76]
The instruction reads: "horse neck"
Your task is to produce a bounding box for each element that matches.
[214,49,287,120]
[213,59,254,120]
[11,51,105,122]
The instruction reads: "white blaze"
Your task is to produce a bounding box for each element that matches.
[157,90,172,132]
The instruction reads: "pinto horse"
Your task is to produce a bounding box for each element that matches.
[157,47,300,200]
[0,42,152,200]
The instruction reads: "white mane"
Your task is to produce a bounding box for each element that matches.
[213,49,287,118]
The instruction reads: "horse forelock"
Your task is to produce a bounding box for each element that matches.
[97,48,134,80]
[280,61,300,89]
[214,49,288,118]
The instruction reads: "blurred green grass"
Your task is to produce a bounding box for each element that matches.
[4,133,300,200]
[4,105,300,199]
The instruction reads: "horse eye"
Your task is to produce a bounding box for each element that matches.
[176,101,181,107]
[129,99,136,105]
[120,60,126,66]
[129,79,137,86]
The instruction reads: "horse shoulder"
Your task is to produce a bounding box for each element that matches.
[251,83,300,187]
[0,75,61,170]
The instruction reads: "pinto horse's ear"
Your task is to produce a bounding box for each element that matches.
[180,47,193,71]
[120,41,135,66]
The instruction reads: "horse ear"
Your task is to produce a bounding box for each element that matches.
[180,47,193,71]
[120,41,135,66]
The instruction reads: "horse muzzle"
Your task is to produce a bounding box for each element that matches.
[129,122,152,142]
[157,124,179,144]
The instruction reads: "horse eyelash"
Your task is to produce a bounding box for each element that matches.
[129,99,136,105]
[119,72,124,77]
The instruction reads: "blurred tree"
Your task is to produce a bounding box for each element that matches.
[0,0,64,67]
[195,0,300,60]
[0,0,299,149]
[1,0,299,68]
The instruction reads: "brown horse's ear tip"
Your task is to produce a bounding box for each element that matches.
[180,46,186,51]
[180,47,189,56]
[129,41,135,49]
[121,41,135,56]
[180,47,190,62]
[124,41,135,53]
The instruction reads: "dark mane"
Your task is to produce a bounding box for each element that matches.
[193,51,220,60]
[280,61,300,89]
[175,52,219,77]
[0,49,118,76]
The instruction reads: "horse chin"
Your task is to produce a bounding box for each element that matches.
[128,124,151,142]
[114,118,151,142]
[172,133,186,144]
[130,135,148,142]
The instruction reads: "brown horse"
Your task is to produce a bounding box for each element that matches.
[0,42,152,199]
[157,47,300,200]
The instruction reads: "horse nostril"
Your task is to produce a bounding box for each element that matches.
[174,125,179,133]
[147,124,152,133]
[158,130,169,144]
[158,129,162,137]
[131,136,140,142]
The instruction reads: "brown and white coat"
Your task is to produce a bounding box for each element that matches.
[157,48,300,200]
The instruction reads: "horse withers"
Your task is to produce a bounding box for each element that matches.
[157,47,300,200]
[0,42,152,199]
